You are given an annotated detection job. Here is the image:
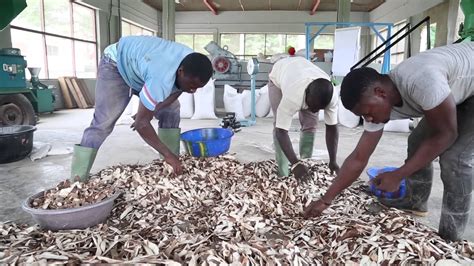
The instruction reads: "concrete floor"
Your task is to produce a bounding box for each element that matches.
[0,109,472,242]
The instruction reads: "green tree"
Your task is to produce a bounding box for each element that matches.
[265,34,285,56]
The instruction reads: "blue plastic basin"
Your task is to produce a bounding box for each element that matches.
[367,166,406,199]
[181,128,234,157]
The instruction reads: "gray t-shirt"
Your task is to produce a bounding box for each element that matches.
[365,42,474,132]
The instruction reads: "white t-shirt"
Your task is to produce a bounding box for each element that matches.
[269,57,338,131]
[365,42,474,132]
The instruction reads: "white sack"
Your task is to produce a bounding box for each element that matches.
[192,79,217,120]
[223,84,245,121]
[178,92,194,118]
[256,85,271,117]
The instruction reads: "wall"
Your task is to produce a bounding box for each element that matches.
[78,0,161,54]
[175,10,373,74]
[79,0,160,31]
[368,0,456,60]
[40,0,160,109]
[14,1,458,110]
[176,10,368,37]
[400,1,458,56]
[369,0,445,24]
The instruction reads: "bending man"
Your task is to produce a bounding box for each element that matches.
[304,42,473,241]
[71,36,212,181]
[268,56,339,182]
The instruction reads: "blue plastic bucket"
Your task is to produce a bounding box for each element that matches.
[367,166,407,199]
[181,128,234,157]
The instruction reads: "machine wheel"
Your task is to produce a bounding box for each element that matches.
[212,56,231,73]
[0,94,36,126]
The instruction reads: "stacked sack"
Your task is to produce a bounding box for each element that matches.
[178,79,217,120]
[223,84,274,120]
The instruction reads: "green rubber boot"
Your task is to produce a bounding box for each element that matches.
[274,136,289,177]
[70,145,98,182]
[299,132,315,159]
[158,128,181,157]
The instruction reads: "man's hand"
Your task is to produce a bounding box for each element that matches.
[292,163,310,184]
[164,153,183,175]
[328,161,340,174]
[303,199,330,218]
[373,170,403,192]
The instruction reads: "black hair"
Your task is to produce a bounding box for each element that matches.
[306,78,333,108]
[179,53,213,83]
[340,67,383,110]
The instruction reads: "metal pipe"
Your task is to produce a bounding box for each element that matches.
[203,0,217,15]
[118,0,121,37]
[239,0,245,11]
[310,0,320,15]
[426,19,431,50]
[407,24,411,58]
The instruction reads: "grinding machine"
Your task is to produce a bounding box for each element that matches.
[0,0,55,126]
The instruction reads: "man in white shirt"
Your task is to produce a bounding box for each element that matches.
[268,57,340,182]
[304,42,474,241]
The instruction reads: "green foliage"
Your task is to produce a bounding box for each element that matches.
[193,35,213,54]
[44,0,71,36]
[429,24,436,48]
[314,35,334,50]
[11,0,41,31]
[221,34,244,56]
[176,34,213,54]
[176,34,194,49]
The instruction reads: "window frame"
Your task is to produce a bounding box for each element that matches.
[419,22,437,52]
[121,19,156,37]
[219,33,312,60]
[175,33,214,54]
[10,0,98,79]
[372,20,407,65]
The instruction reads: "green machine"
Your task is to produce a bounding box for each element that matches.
[0,0,55,126]
[458,0,474,42]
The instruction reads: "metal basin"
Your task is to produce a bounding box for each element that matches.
[22,191,121,231]
[0,125,36,163]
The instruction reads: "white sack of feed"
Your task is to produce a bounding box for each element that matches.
[192,79,217,120]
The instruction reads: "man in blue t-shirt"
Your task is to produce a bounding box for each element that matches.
[71,36,212,181]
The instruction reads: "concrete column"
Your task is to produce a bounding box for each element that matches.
[110,0,121,44]
[447,0,461,43]
[336,0,351,25]
[162,0,175,41]
[0,25,12,48]
[408,15,423,56]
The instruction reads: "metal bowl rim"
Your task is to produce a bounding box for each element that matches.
[22,190,121,215]
[0,125,37,135]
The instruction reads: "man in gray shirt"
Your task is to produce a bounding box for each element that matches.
[304,42,473,241]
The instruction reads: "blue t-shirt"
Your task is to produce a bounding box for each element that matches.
[104,36,192,111]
